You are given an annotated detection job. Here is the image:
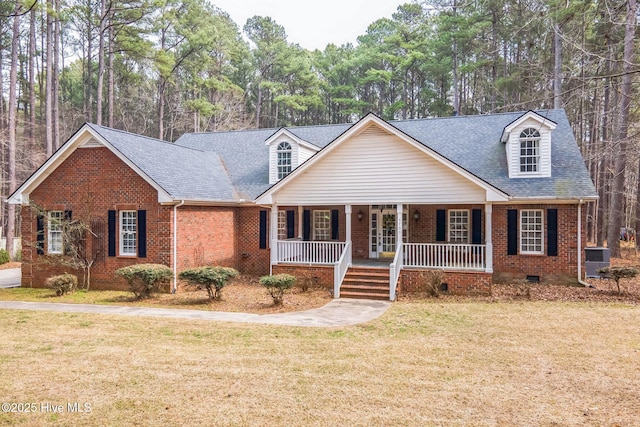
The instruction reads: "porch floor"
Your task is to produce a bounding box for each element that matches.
[351,258,392,269]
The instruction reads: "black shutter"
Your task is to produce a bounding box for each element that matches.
[303,210,311,241]
[547,209,558,257]
[36,214,45,255]
[108,210,116,257]
[259,210,267,249]
[471,209,482,244]
[436,209,446,242]
[137,210,147,258]
[63,211,73,256]
[507,209,518,255]
[64,210,72,221]
[286,210,295,239]
[331,209,339,240]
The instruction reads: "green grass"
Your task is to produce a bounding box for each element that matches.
[0,301,639,426]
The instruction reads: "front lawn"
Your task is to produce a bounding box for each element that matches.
[1,301,638,426]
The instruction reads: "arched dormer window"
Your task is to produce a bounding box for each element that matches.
[277,142,292,179]
[519,128,541,173]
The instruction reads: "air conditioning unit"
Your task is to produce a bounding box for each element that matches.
[585,247,610,278]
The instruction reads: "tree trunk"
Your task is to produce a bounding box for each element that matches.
[45,0,53,157]
[96,0,107,126]
[107,14,114,127]
[53,0,61,149]
[6,6,21,261]
[553,23,563,109]
[28,7,36,144]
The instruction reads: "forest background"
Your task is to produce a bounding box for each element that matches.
[0,0,638,260]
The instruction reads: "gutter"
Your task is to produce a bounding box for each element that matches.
[577,200,592,287]
[172,200,185,293]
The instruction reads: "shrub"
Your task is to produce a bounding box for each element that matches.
[178,266,239,301]
[598,266,639,294]
[115,264,173,299]
[418,270,445,298]
[0,249,10,265]
[45,273,78,296]
[297,271,316,292]
[260,274,296,305]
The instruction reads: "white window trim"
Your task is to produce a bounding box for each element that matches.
[277,211,287,240]
[520,209,544,254]
[277,142,292,180]
[47,211,64,254]
[448,209,470,243]
[312,210,331,241]
[119,210,137,256]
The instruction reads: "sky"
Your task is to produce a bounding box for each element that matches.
[210,0,405,51]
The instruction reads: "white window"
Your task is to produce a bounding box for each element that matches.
[520,210,543,254]
[278,211,287,240]
[448,210,469,243]
[313,210,331,241]
[48,211,64,254]
[120,210,137,256]
[519,128,541,173]
[277,142,292,179]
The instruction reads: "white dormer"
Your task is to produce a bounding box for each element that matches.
[266,129,320,184]
[501,111,557,179]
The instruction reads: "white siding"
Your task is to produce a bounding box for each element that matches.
[507,117,552,178]
[298,145,316,164]
[273,124,487,205]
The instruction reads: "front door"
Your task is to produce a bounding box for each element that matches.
[369,205,408,258]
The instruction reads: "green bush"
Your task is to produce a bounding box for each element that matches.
[115,264,173,299]
[0,249,10,265]
[178,266,239,301]
[45,273,78,296]
[260,274,296,305]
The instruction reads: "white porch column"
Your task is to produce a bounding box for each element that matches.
[297,206,303,239]
[396,204,403,246]
[345,205,352,265]
[485,203,493,273]
[270,205,278,267]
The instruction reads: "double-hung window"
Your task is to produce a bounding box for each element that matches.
[520,210,543,254]
[47,211,64,254]
[519,128,541,173]
[277,211,287,240]
[277,142,292,179]
[448,210,469,243]
[313,210,331,241]
[119,210,137,256]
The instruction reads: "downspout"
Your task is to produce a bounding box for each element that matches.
[172,200,185,293]
[577,200,591,287]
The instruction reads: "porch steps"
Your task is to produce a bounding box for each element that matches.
[340,267,390,300]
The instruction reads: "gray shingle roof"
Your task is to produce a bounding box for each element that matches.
[87,109,595,203]
[87,124,237,201]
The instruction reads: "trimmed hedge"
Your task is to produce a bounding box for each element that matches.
[115,264,173,299]
[178,266,239,301]
[45,273,78,296]
[260,274,296,305]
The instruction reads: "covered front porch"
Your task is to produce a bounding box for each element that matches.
[268,204,494,300]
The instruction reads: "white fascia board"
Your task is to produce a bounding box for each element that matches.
[264,128,319,151]
[255,113,509,204]
[501,111,558,143]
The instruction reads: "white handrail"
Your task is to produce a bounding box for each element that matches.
[333,241,351,299]
[276,240,346,264]
[389,241,403,301]
[404,243,485,270]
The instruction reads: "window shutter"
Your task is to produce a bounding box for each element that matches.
[108,210,116,257]
[436,210,446,242]
[259,210,267,249]
[303,210,311,241]
[472,209,482,244]
[547,209,558,257]
[63,211,73,256]
[36,214,45,255]
[286,210,295,239]
[64,210,72,221]
[507,209,518,255]
[331,209,339,240]
[137,210,147,258]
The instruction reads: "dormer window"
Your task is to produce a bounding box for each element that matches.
[519,128,541,173]
[277,142,292,179]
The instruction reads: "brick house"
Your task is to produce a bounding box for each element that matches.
[8,110,597,299]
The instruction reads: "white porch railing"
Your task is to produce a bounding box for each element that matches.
[276,240,347,264]
[333,241,351,299]
[404,243,486,270]
[389,241,403,301]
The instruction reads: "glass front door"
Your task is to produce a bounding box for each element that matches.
[369,205,408,258]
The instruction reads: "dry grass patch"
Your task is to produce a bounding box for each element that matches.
[1,301,639,426]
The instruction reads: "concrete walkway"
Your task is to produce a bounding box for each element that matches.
[0,268,20,288]
[0,298,391,327]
